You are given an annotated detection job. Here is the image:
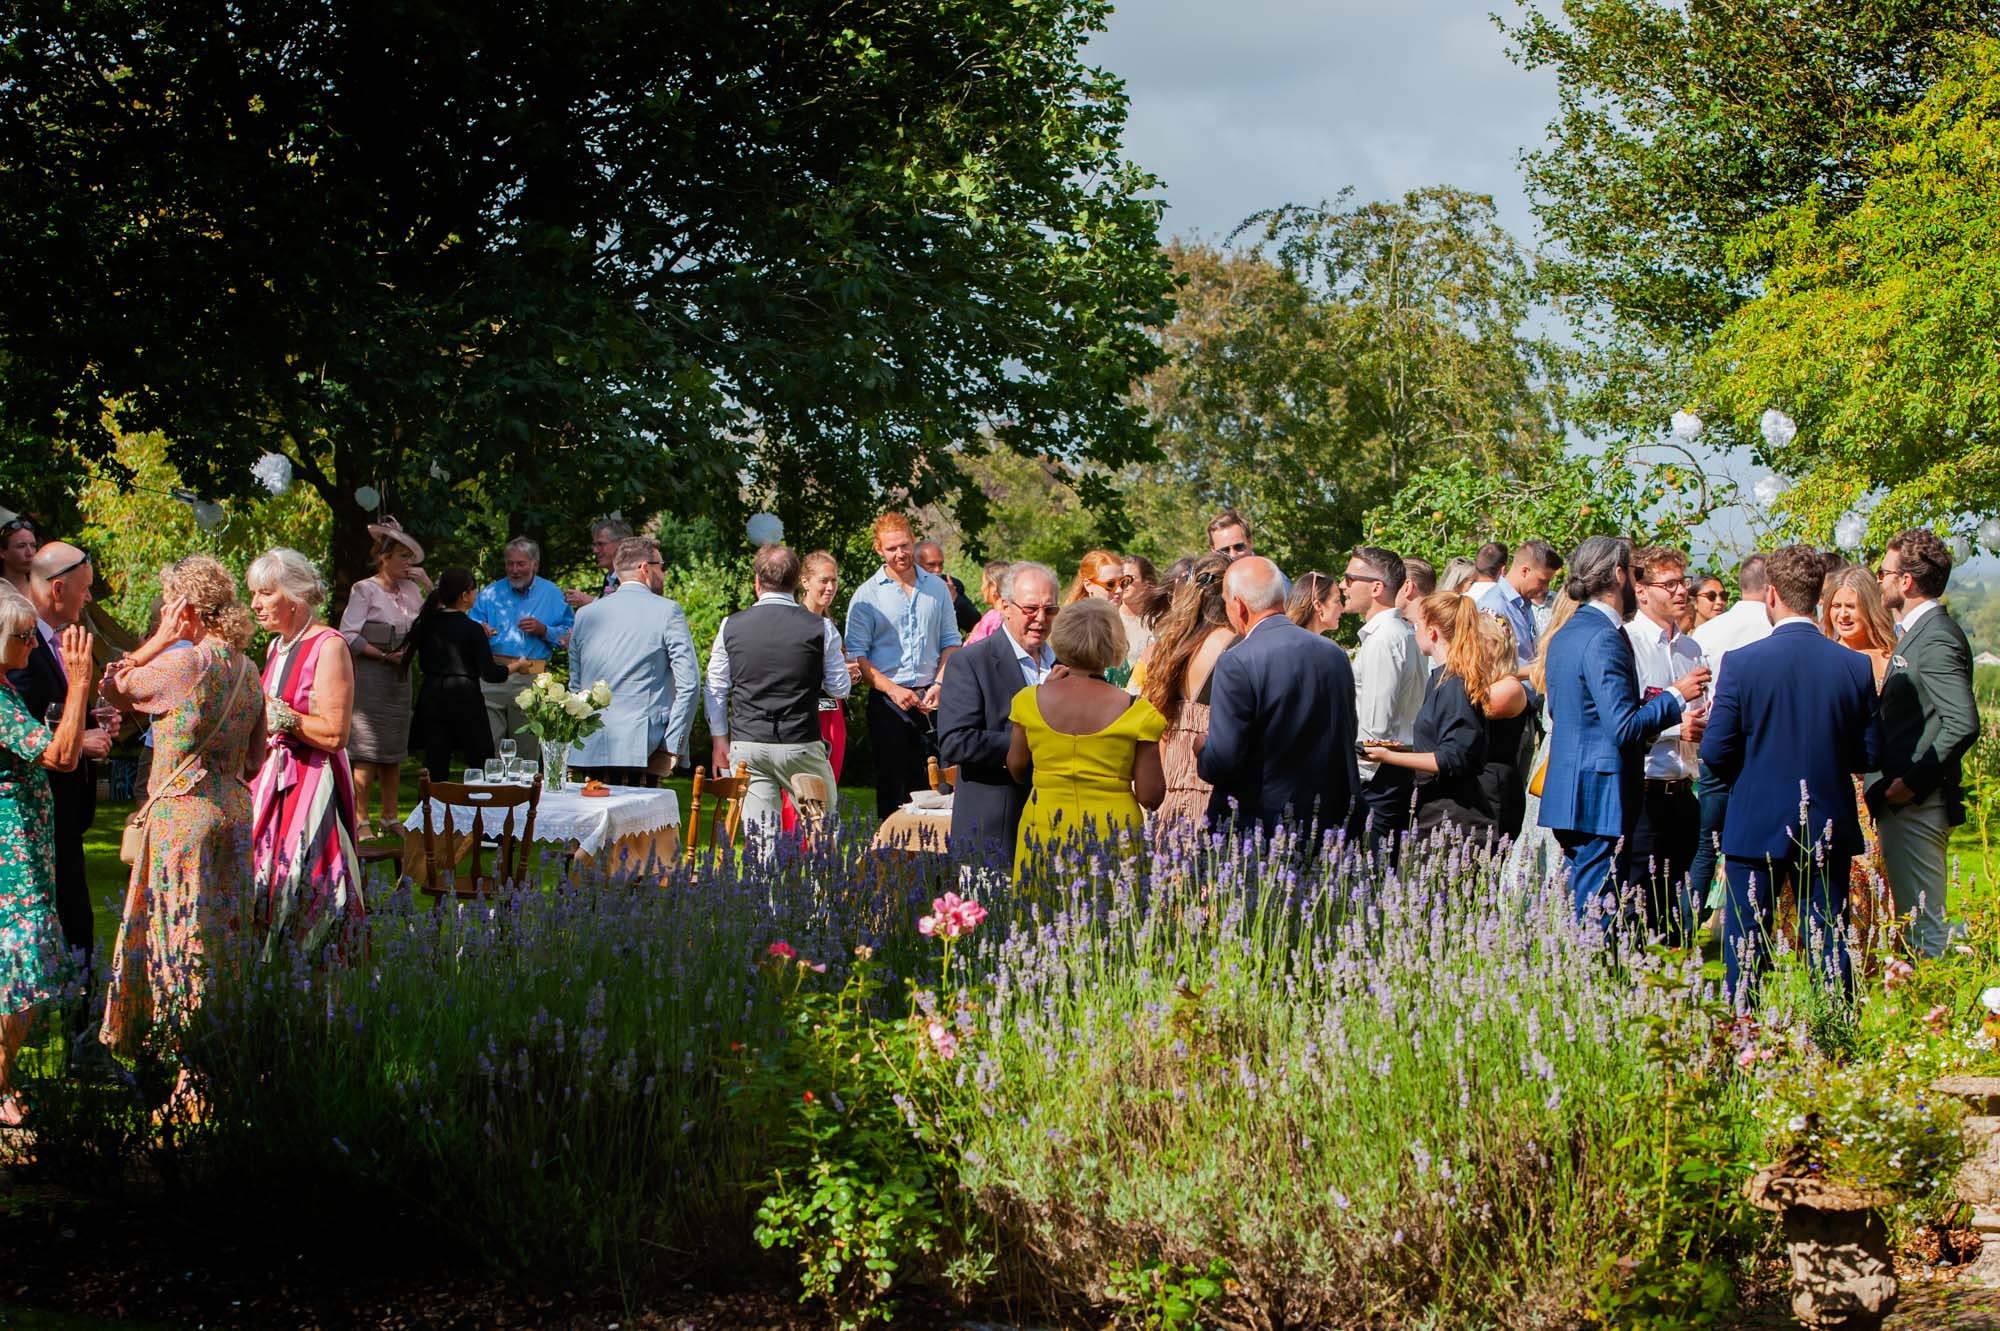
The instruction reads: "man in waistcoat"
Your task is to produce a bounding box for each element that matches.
[705,544,853,832]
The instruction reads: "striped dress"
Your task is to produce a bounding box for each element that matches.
[251,625,364,957]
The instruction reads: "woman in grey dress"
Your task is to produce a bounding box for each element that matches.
[337,520,428,840]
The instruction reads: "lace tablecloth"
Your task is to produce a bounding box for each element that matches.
[405,785,680,857]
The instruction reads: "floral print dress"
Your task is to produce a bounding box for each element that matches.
[0,684,79,1016]
[102,641,264,1052]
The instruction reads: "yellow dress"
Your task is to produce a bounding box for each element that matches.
[1009,686,1168,882]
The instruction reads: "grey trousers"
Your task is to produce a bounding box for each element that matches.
[1878,791,1952,957]
[731,739,839,833]
[480,677,539,760]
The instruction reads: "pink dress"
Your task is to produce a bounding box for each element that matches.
[968,608,1005,643]
[251,626,364,957]
[338,576,425,765]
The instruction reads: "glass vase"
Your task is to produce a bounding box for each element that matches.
[540,744,569,792]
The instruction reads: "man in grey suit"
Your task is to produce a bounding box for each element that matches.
[567,537,700,787]
[1872,527,1982,957]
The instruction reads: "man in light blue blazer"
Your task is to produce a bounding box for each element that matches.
[1539,536,1709,921]
[567,536,699,786]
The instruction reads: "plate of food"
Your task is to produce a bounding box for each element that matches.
[580,778,611,798]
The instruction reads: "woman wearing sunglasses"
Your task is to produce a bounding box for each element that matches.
[1064,551,1135,686]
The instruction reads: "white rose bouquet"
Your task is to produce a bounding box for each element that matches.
[516,672,612,751]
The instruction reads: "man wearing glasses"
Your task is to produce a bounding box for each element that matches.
[1341,547,1425,852]
[7,541,114,1068]
[1206,510,1254,562]
[938,562,1060,866]
[1619,545,1710,942]
[565,537,698,789]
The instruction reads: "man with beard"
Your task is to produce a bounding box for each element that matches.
[1538,536,1710,921]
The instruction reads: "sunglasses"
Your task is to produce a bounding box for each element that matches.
[46,549,91,581]
[0,518,34,537]
[1088,574,1134,594]
[1340,572,1383,586]
[1215,540,1250,557]
[1696,590,1726,600]
[1013,602,1058,619]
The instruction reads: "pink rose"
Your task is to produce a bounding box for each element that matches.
[919,892,989,941]
[767,941,796,961]
[1884,958,1915,992]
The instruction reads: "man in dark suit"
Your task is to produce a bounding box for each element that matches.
[1538,536,1708,921]
[1700,545,1879,1005]
[1872,527,1981,957]
[936,561,1058,866]
[1197,556,1358,840]
[6,541,112,1059]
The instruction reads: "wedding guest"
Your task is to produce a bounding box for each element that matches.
[1475,614,1534,840]
[1007,597,1165,881]
[406,568,510,779]
[97,556,265,1064]
[1120,553,1159,678]
[569,537,698,788]
[0,517,35,595]
[1619,545,1709,942]
[1463,542,1507,598]
[564,516,635,609]
[1438,557,1477,594]
[7,541,111,1051]
[777,550,859,833]
[938,561,1059,863]
[1475,539,1562,668]
[1207,510,1253,561]
[1873,528,1981,958]
[246,548,363,957]
[917,540,982,636]
[1822,563,1897,953]
[1399,558,1436,609]
[1367,593,1496,839]
[1687,553,1771,914]
[1539,537,1707,920]
[469,538,573,761]
[1701,545,1878,1004]
[1143,554,1237,830]
[1689,575,1728,632]
[1505,591,1579,888]
[845,512,962,820]
[338,518,428,841]
[0,592,89,1125]
[1286,571,1340,633]
[1342,547,1426,851]
[1198,557,1358,839]
[968,560,1010,643]
[1064,550,1131,607]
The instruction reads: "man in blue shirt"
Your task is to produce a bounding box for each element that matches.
[470,537,574,760]
[1474,538,1562,670]
[845,512,962,820]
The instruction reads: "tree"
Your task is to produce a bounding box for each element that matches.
[0,0,1175,592]
[1504,0,1999,440]
[1130,191,1564,572]
[1701,36,2000,542]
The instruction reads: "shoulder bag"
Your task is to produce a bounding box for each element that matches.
[120,657,255,865]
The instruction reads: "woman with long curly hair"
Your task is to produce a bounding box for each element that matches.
[1142,553,1236,829]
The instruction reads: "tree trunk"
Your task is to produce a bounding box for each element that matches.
[323,482,373,628]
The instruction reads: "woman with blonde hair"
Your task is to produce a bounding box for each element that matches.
[1473,614,1534,839]
[1141,553,1236,828]
[96,555,266,1064]
[1365,593,1499,837]
[967,560,1010,644]
[1822,563,1897,961]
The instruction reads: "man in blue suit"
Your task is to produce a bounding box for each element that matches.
[1699,545,1879,1006]
[1197,556,1358,841]
[567,537,700,786]
[1539,536,1709,920]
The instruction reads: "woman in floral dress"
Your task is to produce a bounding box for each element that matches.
[97,557,265,1056]
[0,589,92,1124]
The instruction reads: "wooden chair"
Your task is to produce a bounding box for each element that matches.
[683,762,749,864]
[927,756,959,795]
[415,770,542,899]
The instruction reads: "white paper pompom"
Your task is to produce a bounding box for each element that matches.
[1759,408,1797,450]
[250,452,293,496]
[354,485,381,512]
[191,499,228,532]
[1979,518,2000,554]
[1670,410,1704,442]
[1950,534,1972,564]
[1833,513,1867,551]
[1752,475,1785,509]
[745,512,784,546]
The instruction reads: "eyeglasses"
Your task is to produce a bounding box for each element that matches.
[1012,602,1058,619]
[1339,571,1383,586]
[1214,541,1250,558]
[5,630,32,644]
[1642,577,1688,591]
[1875,564,1904,580]
[1088,574,1134,594]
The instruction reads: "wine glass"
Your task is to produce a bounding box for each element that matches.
[499,737,517,762]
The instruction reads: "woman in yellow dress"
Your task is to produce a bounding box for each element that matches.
[1006,598,1166,882]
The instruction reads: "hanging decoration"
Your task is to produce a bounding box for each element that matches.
[1759,409,1798,450]
[1670,410,1704,442]
[745,512,784,546]
[1833,513,1867,551]
[354,484,382,512]
[250,452,293,496]
[1752,475,1785,509]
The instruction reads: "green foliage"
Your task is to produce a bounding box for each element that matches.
[1104,1256,1232,1331]
[1703,36,2000,541]
[1363,444,1724,570]
[0,0,1174,591]
[1504,0,1999,441]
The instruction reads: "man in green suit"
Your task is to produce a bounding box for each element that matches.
[1871,528,1982,958]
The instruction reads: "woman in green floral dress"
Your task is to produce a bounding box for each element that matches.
[0,588,93,1125]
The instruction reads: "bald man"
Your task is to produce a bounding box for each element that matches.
[1196,557,1359,839]
[8,542,112,1064]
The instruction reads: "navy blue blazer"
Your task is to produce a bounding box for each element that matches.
[1537,605,1682,839]
[1196,615,1358,834]
[935,629,1035,860]
[1698,618,1879,860]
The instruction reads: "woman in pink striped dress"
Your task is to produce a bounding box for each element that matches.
[245,548,363,958]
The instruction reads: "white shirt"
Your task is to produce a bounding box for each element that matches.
[1586,600,1624,628]
[1352,608,1425,779]
[1691,599,1771,693]
[703,592,852,738]
[1896,598,1941,638]
[1624,613,1703,779]
[1002,627,1056,689]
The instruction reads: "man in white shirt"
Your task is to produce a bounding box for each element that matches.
[1687,553,1770,912]
[1619,545,1710,943]
[1341,545,1427,852]
[1463,541,1508,599]
[1475,539,1563,669]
